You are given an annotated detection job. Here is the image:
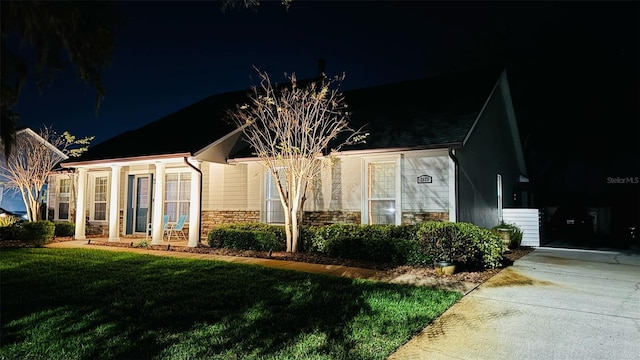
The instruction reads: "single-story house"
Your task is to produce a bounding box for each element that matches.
[49,66,529,247]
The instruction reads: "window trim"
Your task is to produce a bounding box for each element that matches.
[362,155,402,225]
[89,172,109,222]
[264,168,285,224]
[164,171,191,223]
[56,177,71,221]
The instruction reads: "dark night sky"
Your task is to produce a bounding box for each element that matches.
[9,0,640,207]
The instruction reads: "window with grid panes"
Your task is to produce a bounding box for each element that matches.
[265,170,285,223]
[367,161,396,224]
[58,178,71,220]
[164,172,191,222]
[94,176,108,220]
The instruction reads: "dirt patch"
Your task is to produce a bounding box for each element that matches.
[484,267,554,287]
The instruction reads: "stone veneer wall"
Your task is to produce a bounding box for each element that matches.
[401,211,449,224]
[302,211,361,226]
[201,210,260,239]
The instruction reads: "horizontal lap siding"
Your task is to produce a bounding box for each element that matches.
[503,208,540,247]
[203,163,248,210]
[339,157,362,211]
[402,155,449,212]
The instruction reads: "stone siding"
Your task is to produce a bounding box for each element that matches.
[401,211,449,225]
[201,210,260,238]
[302,211,361,226]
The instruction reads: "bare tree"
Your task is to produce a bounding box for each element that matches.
[0,127,93,221]
[229,69,366,252]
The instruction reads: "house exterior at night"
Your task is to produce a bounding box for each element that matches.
[47,67,531,247]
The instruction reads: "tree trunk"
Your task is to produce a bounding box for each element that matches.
[283,205,293,252]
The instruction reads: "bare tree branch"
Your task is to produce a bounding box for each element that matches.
[228,68,366,252]
[0,126,93,221]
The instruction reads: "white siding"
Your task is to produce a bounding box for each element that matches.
[401,154,449,212]
[339,156,362,210]
[503,208,540,247]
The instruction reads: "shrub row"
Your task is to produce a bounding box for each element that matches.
[1,220,71,246]
[208,223,286,251]
[208,221,505,269]
[417,221,504,270]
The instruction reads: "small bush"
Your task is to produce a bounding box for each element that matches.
[471,228,504,269]
[54,222,75,237]
[298,225,320,252]
[416,221,504,270]
[208,223,285,251]
[21,221,55,247]
[135,239,150,248]
[314,224,421,264]
[392,237,429,265]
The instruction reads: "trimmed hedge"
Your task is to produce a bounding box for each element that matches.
[206,221,503,269]
[416,221,504,270]
[54,222,76,237]
[21,221,55,247]
[208,223,286,251]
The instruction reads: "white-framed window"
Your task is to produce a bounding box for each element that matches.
[364,156,401,225]
[265,170,285,224]
[57,178,71,220]
[93,176,108,221]
[165,172,191,222]
[497,173,503,222]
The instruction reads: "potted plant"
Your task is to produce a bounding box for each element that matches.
[492,222,523,252]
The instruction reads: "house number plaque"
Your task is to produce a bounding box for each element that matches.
[417,175,432,184]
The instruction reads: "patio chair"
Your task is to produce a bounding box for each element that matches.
[166,214,187,242]
[147,214,170,240]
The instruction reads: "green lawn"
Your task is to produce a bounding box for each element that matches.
[0,248,461,360]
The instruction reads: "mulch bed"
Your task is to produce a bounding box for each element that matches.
[2,237,534,285]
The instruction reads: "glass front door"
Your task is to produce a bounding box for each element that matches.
[134,176,151,233]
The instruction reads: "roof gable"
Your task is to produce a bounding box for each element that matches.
[340,66,504,151]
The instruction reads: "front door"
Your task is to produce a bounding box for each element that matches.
[134,175,152,233]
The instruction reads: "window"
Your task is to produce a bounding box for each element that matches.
[265,170,285,224]
[94,176,108,221]
[497,174,503,222]
[165,172,191,222]
[58,178,71,220]
[366,160,398,225]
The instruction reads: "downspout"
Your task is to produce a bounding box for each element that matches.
[448,148,460,222]
[184,157,203,243]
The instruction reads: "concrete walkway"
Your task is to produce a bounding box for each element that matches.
[45,240,478,294]
[388,247,640,360]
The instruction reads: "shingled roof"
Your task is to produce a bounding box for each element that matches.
[73,65,503,163]
[339,65,503,151]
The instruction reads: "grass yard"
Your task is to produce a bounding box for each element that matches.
[0,248,461,360]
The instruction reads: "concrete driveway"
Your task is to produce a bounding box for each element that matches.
[389,247,640,360]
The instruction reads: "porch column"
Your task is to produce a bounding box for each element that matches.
[151,162,166,245]
[188,159,201,247]
[74,168,87,240]
[108,165,121,241]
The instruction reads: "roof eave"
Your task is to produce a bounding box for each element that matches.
[61,152,193,168]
